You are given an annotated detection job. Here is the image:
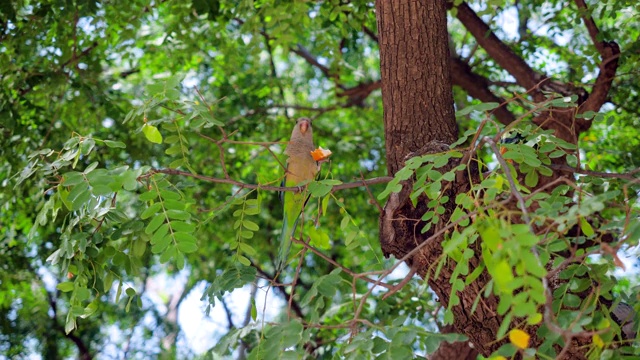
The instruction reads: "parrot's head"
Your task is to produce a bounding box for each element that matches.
[293,117,313,139]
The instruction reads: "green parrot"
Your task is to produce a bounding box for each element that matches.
[276,117,318,272]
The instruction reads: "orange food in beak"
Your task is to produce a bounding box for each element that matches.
[311,147,332,162]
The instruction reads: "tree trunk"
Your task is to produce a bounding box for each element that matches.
[376,0,458,176]
[375,0,489,357]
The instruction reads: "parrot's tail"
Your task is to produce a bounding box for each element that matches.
[275,217,298,273]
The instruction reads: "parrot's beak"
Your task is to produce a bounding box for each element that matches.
[299,119,310,134]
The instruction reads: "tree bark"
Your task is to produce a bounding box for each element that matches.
[376,0,458,176]
[375,0,490,357]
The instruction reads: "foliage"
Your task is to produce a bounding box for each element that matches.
[1,0,639,359]
[378,95,640,357]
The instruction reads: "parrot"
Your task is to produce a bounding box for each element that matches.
[276,117,318,273]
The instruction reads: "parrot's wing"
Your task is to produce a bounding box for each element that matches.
[276,168,318,273]
[280,162,319,204]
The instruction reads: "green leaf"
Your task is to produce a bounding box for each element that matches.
[493,260,515,293]
[145,215,165,234]
[308,182,331,197]
[141,203,162,219]
[121,170,138,191]
[243,220,259,231]
[152,235,171,254]
[164,135,179,144]
[67,182,90,203]
[115,281,123,303]
[166,209,190,220]
[65,316,76,334]
[308,226,330,249]
[139,191,158,201]
[92,185,112,196]
[240,230,253,239]
[159,246,177,263]
[169,158,185,169]
[76,288,90,301]
[151,224,169,244]
[165,145,182,155]
[57,282,75,292]
[171,221,196,232]
[579,217,594,237]
[524,170,539,187]
[71,189,91,211]
[164,199,186,210]
[143,124,163,144]
[496,311,514,339]
[237,255,251,266]
[238,242,256,256]
[104,140,126,148]
[63,172,85,186]
[80,138,95,155]
[455,102,499,116]
[174,232,197,244]
[80,300,99,319]
[159,190,181,200]
[377,181,402,200]
[251,298,257,321]
[165,74,184,89]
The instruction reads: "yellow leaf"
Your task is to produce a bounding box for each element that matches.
[592,334,604,348]
[509,329,530,349]
[490,356,507,360]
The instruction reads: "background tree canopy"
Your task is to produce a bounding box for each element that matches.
[1,0,639,359]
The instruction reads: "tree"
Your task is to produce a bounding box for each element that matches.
[376,1,638,358]
[1,0,639,359]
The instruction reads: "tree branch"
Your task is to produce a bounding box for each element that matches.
[368,10,516,124]
[550,164,639,181]
[140,168,392,193]
[292,44,343,87]
[455,2,546,102]
[46,290,93,360]
[573,0,621,115]
[450,56,516,125]
[362,25,378,43]
[291,237,393,290]
[573,0,606,56]
[337,80,381,107]
[262,20,290,120]
[252,263,305,318]
[220,296,236,329]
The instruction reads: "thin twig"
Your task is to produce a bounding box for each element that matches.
[291,237,393,290]
[550,164,640,181]
[139,168,393,193]
[484,137,531,225]
[381,266,417,300]
[359,170,383,213]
